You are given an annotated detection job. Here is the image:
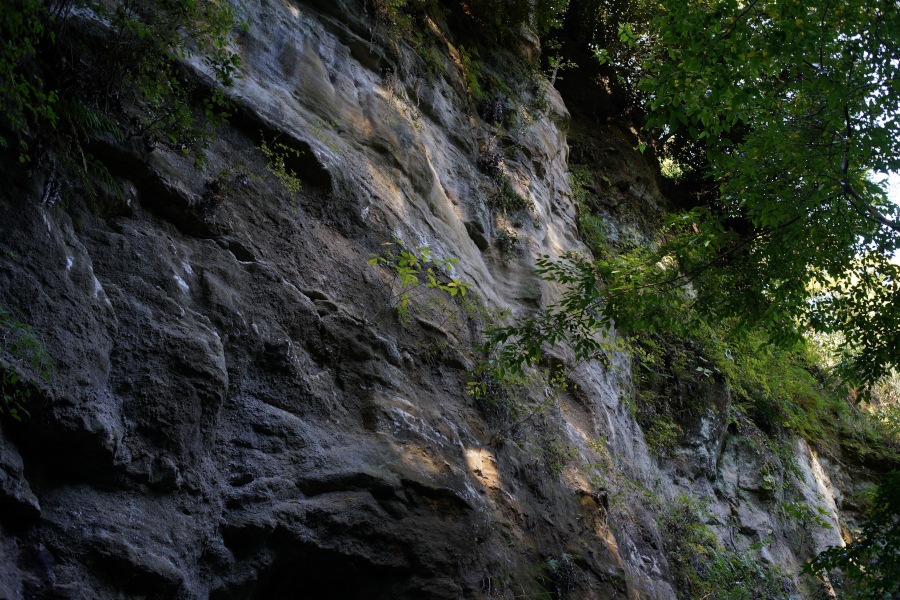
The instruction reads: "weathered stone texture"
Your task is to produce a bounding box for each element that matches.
[0,1,872,598]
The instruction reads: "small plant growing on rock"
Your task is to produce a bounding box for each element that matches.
[199,162,248,219]
[468,366,567,446]
[659,495,792,600]
[541,435,574,476]
[533,553,577,600]
[489,176,534,215]
[198,179,228,219]
[0,305,55,421]
[777,500,832,551]
[468,368,528,437]
[383,71,424,129]
[477,131,534,224]
[368,237,471,324]
[760,463,778,492]
[365,0,447,44]
[458,45,485,103]
[254,132,303,201]
[569,164,612,257]
[311,118,341,153]
[366,0,415,38]
[494,227,520,258]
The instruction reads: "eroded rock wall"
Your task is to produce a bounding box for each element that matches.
[0,1,877,598]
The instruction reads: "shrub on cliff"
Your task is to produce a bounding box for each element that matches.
[660,495,793,600]
[806,474,900,600]
[0,304,55,421]
[1,0,247,200]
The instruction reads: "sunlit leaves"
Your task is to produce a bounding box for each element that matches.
[368,238,471,324]
[629,0,900,394]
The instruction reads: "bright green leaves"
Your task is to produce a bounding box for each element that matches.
[368,238,472,324]
[430,275,472,298]
[458,46,485,102]
[480,238,694,375]
[255,132,303,200]
[810,254,900,392]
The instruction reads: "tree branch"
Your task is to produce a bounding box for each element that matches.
[841,104,900,234]
[604,215,803,299]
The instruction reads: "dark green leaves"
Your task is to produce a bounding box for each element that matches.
[0,304,56,421]
[625,0,900,394]
[805,474,900,599]
[1,0,248,169]
[0,0,59,159]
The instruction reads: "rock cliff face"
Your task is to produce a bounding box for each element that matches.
[0,1,881,598]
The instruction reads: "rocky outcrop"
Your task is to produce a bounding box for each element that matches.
[0,1,880,598]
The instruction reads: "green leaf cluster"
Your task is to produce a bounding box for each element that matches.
[458,45,485,102]
[489,174,534,215]
[660,494,793,600]
[626,0,900,394]
[805,474,900,600]
[0,304,55,421]
[569,164,611,257]
[1,0,247,200]
[254,132,303,201]
[368,237,471,324]
[0,0,59,157]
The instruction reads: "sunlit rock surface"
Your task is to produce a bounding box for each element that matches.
[0,1,877,598]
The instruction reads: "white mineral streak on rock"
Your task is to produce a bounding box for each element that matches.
[173,274,189,295]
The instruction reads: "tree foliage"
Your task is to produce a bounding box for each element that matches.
[804,474,900,600]
[629,0,900,394]
[495,0,899,394]
[1,0,247,183]
[0,304,55,421]
[483,0,900,592]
